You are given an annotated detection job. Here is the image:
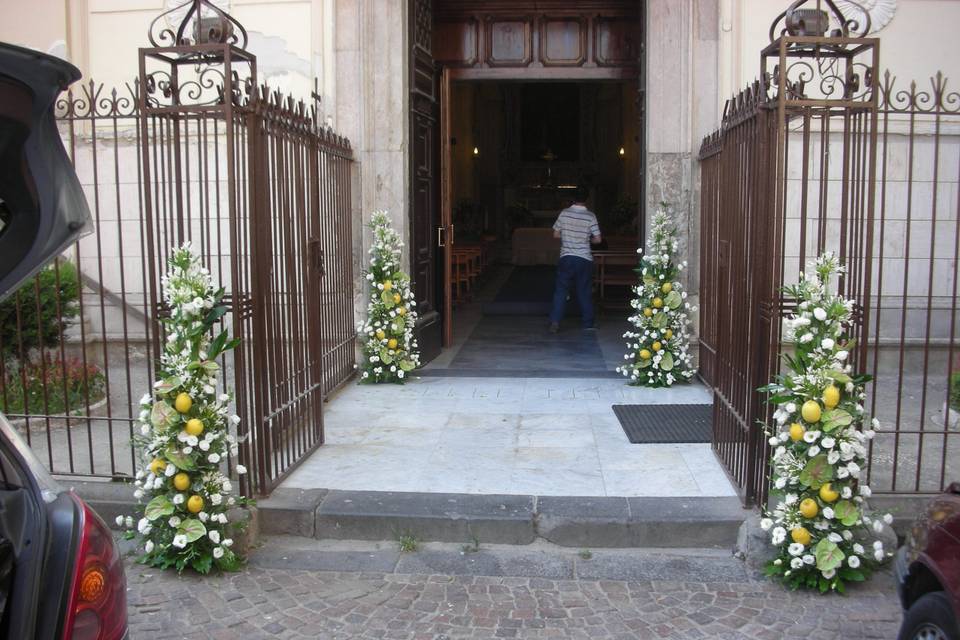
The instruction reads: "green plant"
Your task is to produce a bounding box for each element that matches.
[396,532,419,553]
[461,533,481,554]
[578,549,593,560]
[0,260,80,361]
[0,354,105,415]
[950,371,960,411]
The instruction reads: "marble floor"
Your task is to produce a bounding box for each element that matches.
[279,376,738,498]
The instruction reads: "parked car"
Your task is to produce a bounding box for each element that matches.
[0,41,128,639]
[895,482,960,640]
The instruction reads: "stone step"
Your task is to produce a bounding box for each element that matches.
[258,489,750,549]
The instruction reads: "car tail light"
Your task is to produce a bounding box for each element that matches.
[62,493,127,640]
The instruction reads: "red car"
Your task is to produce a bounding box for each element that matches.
[0,41,128,639]
[896,482,960,640]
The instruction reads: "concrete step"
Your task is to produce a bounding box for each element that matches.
[248,536,755,583]
[258,489,750,549]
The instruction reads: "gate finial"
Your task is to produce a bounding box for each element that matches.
[149,0,249,52]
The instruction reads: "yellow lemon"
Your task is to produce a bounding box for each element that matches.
[819,483,840,503]
[639,349,652,360]
[664,329,673,340]
[186,495,204,514]
[789,423,805,442]
[387,338,398,350]
[661,282,673,294]
[397,307,407,316]
[383,280,393,291]
[174,393,193,414]
[822,385,841,409]
[790,527,811,545]
[799,498,819,518]
[801,400,822,423]
[653,297,664,308]
[173,472,191,491]
[375,329,385,340]
[149,458,166,475]
[652,341,663,352]
[393,293,401,304]
[643,308,653,318]
[185,418,204,436]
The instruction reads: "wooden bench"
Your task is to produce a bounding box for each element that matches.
[593,250,639,300]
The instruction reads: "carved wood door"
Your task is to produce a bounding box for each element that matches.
[409,0,443,361]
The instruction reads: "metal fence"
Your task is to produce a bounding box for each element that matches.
[699,36,958,503]
[0,71,356,496]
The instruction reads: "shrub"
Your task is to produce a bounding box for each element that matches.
[0,260,80,361]
[1,354,105,415]
[951,371,960,412]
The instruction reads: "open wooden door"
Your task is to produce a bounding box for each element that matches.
[439,67,453,346]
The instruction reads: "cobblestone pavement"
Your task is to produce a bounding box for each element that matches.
[125,557,901,639]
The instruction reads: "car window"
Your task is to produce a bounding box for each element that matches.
[0,73,39,274]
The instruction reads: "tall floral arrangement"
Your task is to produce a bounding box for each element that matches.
[122,243,246,574]
[358,211,420,383]
[760,253,892,593]
[616,207,695,387]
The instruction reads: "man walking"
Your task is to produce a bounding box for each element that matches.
[549,186,601,332]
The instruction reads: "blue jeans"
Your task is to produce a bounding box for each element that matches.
[549,255,594,327]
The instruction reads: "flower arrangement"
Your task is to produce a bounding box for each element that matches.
[358,211,420,383]
[616,207,696,387]
[760,253,892,593]
[122,243,246,574]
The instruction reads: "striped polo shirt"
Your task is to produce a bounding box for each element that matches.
[553,205,601,261]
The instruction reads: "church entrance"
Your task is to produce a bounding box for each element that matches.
[409,0,646,372]
[425,79,642,376]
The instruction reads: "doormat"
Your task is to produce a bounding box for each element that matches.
[611,404,713,444]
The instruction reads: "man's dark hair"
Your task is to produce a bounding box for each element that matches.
[573,185,589,204]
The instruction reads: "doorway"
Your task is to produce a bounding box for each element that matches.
[424,78,643,375]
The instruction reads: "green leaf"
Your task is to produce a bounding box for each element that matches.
[833,500,860,526]
[154,377,183,396]
[814,538,845,572]
[177,518,207,543]
[799,454,834,489]
[150,401,178,429]
[825,370,852,385]
[821,408,853,433]
[399,360,416,372]
[144,495,175,521]
[638,358,652,369]
[379,348,394,365]
[191,554,214,574]
[380,290,395,307]
[659,351,674,372]
[165,447,197,471]
[204,305,228,326]
[642,273,656,286]
[664,290,682,309]
[651,312,669,329]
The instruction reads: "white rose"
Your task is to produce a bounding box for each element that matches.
[802,554,815,565]
[223,539,233,547]
[199,440,210,451]
[208,453,221,464]
[873,540,884,551]
[199,511,209,522]
[138,518,150,533]
[814,307,827,321]
[821,568,836,579]
[168,516,181,527]
[164,464,177,477]
[853,543,865,554]
[236,465,247,475]
[790,557,803,569]
[213,547,225,559]
[760,518,773,531]
[788,543,805,556]
[186,435,199,447]
[821,338,835,350]
[874,549,885,562]
[823,507,835,519]
[209,530,221,544]
[828,532,843,543]
[848,556,861,568]
[145,540,154,553]
[210,494,223,506]
[883,513,894,524]
[772,527,787,545]
[173,494,185,505]
[115,516,124,527]
[807,446,821,457]
[172,534,188,549]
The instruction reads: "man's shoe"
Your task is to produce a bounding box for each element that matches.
[548,322,559,334]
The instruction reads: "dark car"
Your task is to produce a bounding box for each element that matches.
[0,41,128,639]
[896,482,960,640]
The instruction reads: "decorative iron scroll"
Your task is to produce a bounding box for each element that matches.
[769,0,872,42]
[149,0,248,51]
[55,80,141,120]
[879,71,960,115]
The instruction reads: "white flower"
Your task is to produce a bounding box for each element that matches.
[842,530,853,541]
[173,494,185,505]
[208,453,221,464]
[168,516,182,527]
[210,494,223,506]
[199,440,210,451]
[222,480,233,492]
[785,402,797,414]
[847,462,861,478]
[774,477,787,490]
[874,549,885,562]
[873,540,884,551]
[186,435,199,447]
[236,464,247,475]
[823,507,835,519]
[760,518,773,531]
[115,515,124,527]
[822,568,836,579]
[772,527,787,545]
[199,511,209,522]
[164,464,177,477]
[873,520,885,533]
[217,513,229,524]
[138,517,150,533]
[223,538,233,547]
[821,437,835,449]
[828,532,843,543]
[836,350,848,361]
[883,513,894,525]
[172,534,188,549]
[827,450,841,465]
[821,338,835,350]
[802,554,815,565]
[860,485,872,497]
[854,543,865,554]
[125,516,134,528]
[788,543,805,556]
[140,424,151,436]
[785,494,798,505]
[803,430,819,444]
[814,307,827,321]
[790,557,803,569]
[213,546,225,559]
[848,556,861,568]
[145,540,154,553]
[209,530,221,544]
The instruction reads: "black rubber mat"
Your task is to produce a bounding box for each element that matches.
[612,404,713,444]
